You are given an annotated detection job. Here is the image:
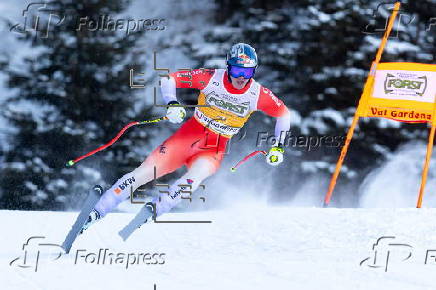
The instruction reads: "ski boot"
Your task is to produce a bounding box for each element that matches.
[79,209,101,235]
[143,202,156,224]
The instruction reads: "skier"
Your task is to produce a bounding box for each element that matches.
[81,43,291,232]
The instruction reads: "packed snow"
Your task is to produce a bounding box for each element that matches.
[3,206,436,290]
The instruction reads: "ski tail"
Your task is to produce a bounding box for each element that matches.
[61,185,103,253]
[119,203,155,241]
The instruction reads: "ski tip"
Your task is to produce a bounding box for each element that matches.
[230,167,236,172]
[93,185,103,194]
[66,160,75,167]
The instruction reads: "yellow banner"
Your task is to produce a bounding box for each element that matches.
[361,62,436,123]
[367,107,432,122]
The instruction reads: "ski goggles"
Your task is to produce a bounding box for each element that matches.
[228,65,256,79]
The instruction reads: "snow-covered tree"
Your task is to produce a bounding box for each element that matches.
[0,0,147,209]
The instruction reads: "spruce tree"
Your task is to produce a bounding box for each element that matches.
[0,0,147,210]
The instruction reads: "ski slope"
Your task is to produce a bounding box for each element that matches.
[3,206,436,290]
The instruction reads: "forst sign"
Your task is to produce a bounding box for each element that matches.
[371,64,436,103]
[384,73,427,96]
[206,93,250,116]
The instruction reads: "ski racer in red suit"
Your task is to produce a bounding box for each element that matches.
[81,43,291,231]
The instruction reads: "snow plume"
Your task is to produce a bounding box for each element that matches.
[285,167,359,208]
[288,173,329,207]
[204,152,274,211]
[359,142,436,208]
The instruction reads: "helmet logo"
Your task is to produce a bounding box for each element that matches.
[227,43,258,68]
[237,54,255,65]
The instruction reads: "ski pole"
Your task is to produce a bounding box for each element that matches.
[66,116,168,167]
[230,150,267,172]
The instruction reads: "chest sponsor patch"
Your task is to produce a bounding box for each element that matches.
[206,91,250,117]
[195,110,240,136]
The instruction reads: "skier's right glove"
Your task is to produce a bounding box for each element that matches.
[166,101,186,124]
[266,145,284,166]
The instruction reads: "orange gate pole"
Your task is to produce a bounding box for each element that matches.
[416,95,436,208]
[323,2,401,206]
[417,126,436,208]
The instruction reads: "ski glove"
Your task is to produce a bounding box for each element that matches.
[166,101,186,124]
[266,146,284,166]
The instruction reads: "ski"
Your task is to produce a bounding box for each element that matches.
[118,202,154,241]
[61,185,103,253]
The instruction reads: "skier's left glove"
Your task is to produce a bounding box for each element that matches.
[166,101,186,124]
[266,145,284,166]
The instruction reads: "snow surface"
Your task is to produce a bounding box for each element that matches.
[3,207,436,290]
